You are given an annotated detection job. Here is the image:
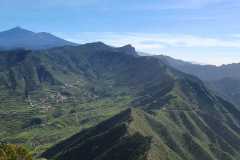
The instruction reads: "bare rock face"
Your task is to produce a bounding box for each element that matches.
[118,44,138,56]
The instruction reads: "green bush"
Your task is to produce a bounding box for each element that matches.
[0,143,32,160]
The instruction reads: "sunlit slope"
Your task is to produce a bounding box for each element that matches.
[0,43,239,158]
[43,107,240,160]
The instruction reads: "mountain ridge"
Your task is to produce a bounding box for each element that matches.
[0,43,239,159]
[155,54,240,107]
[42,105,240,160]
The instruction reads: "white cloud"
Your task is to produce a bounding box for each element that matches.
[56,32,240,65]
[149,35,240,48]
[62,32,240,49]
[231,34,240,38]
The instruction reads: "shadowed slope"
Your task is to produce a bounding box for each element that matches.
[42,107,240,160]
[42,108,152,160]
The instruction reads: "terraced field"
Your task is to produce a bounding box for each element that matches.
[0,43,240,160]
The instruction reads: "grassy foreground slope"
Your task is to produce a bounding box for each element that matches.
[43,107,240,160]
[0,43,240,159]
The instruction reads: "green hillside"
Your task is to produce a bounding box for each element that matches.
[156,55,240,108]
[43,107,240,160]
[0,43,240,159]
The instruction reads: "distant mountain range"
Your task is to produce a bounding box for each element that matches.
[156,55,240,81]
[0,28,240,160]
[156,55,240,107]
[0,27,77,50]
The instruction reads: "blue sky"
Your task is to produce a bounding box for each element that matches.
[1,0,240,65]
